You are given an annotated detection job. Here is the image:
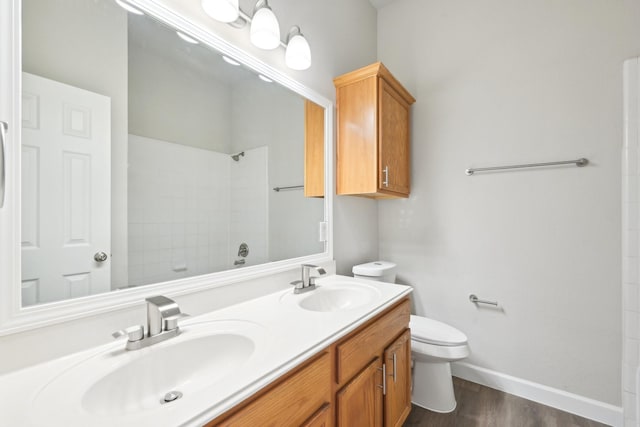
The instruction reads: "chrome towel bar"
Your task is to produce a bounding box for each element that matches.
[465,158,588,176]
[273,185,304,192]
[469,294,498,306]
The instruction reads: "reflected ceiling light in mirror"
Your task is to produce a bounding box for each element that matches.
[201,0,239,23]
[176,31,199,45]
[285,26,311,71]
[222,55,241,66]
[114,0,144,15]
[250,0,280,50]
[258,74,273,83]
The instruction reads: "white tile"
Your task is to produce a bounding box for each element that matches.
[627,148,640,176]
[628,203,640,231]
[622,257,639,286]
[626,283,640,312]
[624,363,637,393]
[625,338,640,367]
[626,311,640,339]
[624,391,637,421]
[627,231,640,257]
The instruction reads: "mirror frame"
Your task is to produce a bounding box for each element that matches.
[0,0,334,335]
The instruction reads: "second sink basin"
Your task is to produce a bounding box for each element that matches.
[283,281,382,312]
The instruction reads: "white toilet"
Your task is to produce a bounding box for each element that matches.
[352,261,470,413]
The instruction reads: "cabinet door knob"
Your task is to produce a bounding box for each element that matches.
[383,166,389,187]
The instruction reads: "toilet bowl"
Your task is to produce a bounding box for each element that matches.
[352,261,470,413]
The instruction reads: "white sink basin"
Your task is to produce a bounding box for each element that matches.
[32,320,266,420]
[282,282,382,312]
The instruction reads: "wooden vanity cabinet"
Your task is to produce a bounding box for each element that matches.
[334,62,415,199]
[206,298,411,427]
[334,298,411,427]
[207,351,331,427]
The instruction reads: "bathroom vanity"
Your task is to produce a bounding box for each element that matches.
[0,275,412,426]
[208,297,411,427]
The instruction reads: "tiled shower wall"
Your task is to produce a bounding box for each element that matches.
[623,57,640,427]
[127,135,268,287]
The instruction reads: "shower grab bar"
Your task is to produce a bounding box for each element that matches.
[273,185,304,192]
[465,157,588,176]
[0,121,7,208]
[469,294,498,306]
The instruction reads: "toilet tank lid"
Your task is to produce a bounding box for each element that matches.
[352,261,397,277]
[410,315,468,346]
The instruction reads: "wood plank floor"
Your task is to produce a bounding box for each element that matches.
[403,378,609,427]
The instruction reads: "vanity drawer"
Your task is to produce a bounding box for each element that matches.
[209,351,331,427]
[336,299,410,385]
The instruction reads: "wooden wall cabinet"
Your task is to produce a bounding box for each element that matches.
[334,62,415,199]
[207,298,411,427]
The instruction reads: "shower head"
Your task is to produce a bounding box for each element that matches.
[231,151,245,161]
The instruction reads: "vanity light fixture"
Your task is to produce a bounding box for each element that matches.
[250,0,280,50]
[201,0,239,23]
[222,55,241,66]
[258,74,273,83]
[201,0,312,70]
[176,31,199,45]
[285,26,311,71]
[114,0,144,15]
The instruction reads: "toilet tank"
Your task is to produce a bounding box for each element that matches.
[352,261,397,283]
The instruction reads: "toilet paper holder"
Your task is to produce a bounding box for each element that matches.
[469,294,498,306]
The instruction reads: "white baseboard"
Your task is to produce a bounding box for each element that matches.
[451,362,623,427]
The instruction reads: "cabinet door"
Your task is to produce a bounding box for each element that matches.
[302,403,332,427]
[384,330,412,427]
[378,79,410,196]
[337,358,383,427]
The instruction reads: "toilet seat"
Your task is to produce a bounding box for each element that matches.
[410,315,467,346]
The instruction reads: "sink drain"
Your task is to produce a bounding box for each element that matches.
[161,390,183,404]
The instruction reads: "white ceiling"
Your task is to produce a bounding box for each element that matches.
[368,0,398,9]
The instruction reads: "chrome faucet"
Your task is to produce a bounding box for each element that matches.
[112,295,188,350]
[290,264,326,294]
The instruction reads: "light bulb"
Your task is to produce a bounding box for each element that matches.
[201,0,239,23]
[285,33,311,70]
[250,4,280,50]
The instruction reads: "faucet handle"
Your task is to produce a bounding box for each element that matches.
[163,312,189,331]
[112,325,145,342]
[290,280,304,289]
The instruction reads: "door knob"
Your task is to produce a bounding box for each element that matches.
[94,251,108,262]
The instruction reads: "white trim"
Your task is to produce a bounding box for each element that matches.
[0,0,334,335]
[452,362,623,427]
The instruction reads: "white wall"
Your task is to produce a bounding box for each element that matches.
[128,38,233,153]
[22,0,129,288]
[377,0,640,407]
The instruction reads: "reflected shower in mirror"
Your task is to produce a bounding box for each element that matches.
[20,0,325,306]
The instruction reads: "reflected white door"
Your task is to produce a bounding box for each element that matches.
[21,72,111,305]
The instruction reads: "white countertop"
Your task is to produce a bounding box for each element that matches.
[0,275,411,426]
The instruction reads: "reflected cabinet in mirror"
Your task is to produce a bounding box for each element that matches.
[18,0,328,307]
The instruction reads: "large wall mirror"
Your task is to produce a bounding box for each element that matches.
[0,0,332,329]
